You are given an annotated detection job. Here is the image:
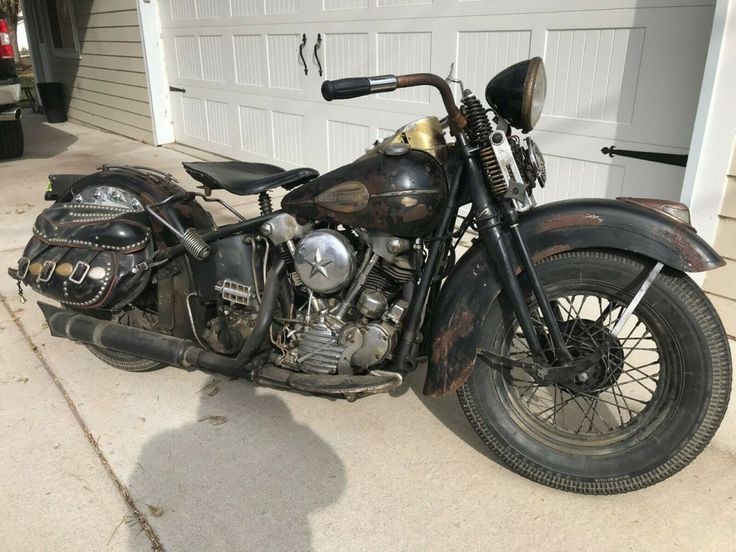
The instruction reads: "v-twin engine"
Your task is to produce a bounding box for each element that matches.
[260,219,414,375]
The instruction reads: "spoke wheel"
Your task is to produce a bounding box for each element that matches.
[504,294,666,448]
[458,250,731,493]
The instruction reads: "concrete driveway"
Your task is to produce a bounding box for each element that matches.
[1,115,735,552]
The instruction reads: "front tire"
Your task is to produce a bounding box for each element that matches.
[458,250,731,494]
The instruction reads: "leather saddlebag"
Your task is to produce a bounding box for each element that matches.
[16,202,153,309]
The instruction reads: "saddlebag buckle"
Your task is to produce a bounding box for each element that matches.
[37,260,56,283]
[16,257,30,280]
[69,261,91,284]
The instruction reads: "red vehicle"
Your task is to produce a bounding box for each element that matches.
[0,17,23,159]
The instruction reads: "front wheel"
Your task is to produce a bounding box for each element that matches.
[458,250,731,494]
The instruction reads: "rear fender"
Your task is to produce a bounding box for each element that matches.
[424,198,725,398]
[58,168,215,247]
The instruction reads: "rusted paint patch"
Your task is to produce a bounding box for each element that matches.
[431,310,474,366]
[537,213,603,233]
[663,229,723,271]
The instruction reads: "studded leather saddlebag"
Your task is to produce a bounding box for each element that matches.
[16,202,153,309]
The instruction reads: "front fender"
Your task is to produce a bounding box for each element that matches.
[424,198,724,397]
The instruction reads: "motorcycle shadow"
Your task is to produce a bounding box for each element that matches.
[125,375,346,552]
[400,364,505,466]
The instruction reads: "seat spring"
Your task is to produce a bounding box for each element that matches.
[258,191,273,215]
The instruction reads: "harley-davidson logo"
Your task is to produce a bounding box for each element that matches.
[315,181,369,213]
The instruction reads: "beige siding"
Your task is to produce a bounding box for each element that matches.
[705,140,736,337]
[49,0,153,143]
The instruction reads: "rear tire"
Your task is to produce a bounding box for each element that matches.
[458,250,731,494]
[0,118,24,159]
[84,308,166,372]
[85,344,166,373]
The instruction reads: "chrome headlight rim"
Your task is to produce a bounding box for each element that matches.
[521,57,546,132]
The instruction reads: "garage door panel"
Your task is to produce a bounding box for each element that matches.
[455,30,532,98]
[160,2,712,203]
[534,155,626,205]
[164,0,323,22]
[327,120,371,170]
[324,0,368,9]
[323,32,370,79]
[376,32,433,103]
[233,34,268,86]
[545,27,644,124]
[161,0,715,28]
[238,105,272,157]
[533,130,685,201]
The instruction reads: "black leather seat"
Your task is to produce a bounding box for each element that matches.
[182,161,318,196]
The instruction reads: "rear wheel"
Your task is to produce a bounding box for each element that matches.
[85,307,166,372]
[0,118,24,159]
[458,250,731,494]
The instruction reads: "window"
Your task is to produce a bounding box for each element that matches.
[45,0,78,56]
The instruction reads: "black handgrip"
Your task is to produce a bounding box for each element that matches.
[321,78,372,101]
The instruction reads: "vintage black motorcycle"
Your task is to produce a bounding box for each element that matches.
[10,58,731,494]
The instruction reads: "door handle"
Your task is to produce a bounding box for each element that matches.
[314,33,323,77]
[299,34,308,75]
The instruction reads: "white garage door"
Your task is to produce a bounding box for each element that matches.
[158,0,714,203]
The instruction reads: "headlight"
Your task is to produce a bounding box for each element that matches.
[485,57,547,132]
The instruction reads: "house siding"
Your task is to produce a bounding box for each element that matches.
[50,0,154,143]
[704,138,736,338]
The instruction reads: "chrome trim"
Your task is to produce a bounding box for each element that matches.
[0,107,21,122]
[368,75,398,92]
[610,262,664,338]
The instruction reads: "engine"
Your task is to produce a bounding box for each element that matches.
[258,214,415,375]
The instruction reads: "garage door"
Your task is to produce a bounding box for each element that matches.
[159,0,714,203]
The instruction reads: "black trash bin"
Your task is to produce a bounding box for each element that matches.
[37,82,67,123]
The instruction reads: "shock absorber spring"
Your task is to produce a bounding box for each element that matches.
[258,191,273,215]
[462,95,507,196]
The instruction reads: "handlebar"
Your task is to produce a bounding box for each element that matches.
[321,73,467,133]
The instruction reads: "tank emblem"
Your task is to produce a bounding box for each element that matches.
[315,181,369,213]
[305,249,332,279]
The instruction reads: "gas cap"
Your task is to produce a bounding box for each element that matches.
[384,143,410,156]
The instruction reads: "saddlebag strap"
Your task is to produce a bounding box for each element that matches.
[67,249,99,285]
[36,247,70,284]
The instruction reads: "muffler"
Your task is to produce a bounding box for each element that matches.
[0,108,21,122]
[38,302,248,377]
[38,301,404,400]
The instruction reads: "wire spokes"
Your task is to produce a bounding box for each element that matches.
[505,293,662,437]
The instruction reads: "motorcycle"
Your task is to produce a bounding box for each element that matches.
[9,58,731,494]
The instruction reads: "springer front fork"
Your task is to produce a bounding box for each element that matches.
[458,134,570,365]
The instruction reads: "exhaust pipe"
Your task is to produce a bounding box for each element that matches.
[37,258,286,377]
[39,302,248,377]
[0,108,21,122]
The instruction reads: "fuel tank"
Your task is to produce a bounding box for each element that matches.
[282,148,447,238]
